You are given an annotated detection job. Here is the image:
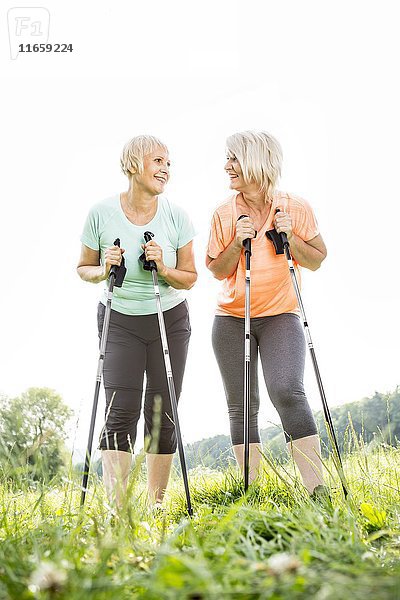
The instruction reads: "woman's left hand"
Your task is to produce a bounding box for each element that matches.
[143,240,167,276]
[274,211,293,240]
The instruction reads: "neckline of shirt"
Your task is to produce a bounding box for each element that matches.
[232,192,281,241]
[117,193,162,228]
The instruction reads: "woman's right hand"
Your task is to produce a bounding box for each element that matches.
[103,244,125,278]
[235,216,256,248]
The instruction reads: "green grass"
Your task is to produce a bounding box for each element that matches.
[1,446,400,599]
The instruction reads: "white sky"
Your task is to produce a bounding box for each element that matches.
[1,1,399,454]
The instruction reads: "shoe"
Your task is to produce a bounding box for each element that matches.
[310,485,333,509]
[151,501,166,514]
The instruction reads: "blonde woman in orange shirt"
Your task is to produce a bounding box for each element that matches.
[206,130,327,495]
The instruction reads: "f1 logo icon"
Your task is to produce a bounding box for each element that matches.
[7,7,50,59]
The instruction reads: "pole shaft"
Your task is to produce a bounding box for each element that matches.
[284,246,347,496]
[244,249,251,491]
[80,275,115,506]
[151,270,193,516]
[80,379,101,505]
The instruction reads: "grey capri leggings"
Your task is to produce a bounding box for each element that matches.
[212,313,317,444]
[97,300,191,454]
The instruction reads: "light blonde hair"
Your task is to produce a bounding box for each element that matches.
[120,135,168,177]
[226,130,282,199]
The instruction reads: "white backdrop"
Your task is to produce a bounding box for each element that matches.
[1,1,399,454]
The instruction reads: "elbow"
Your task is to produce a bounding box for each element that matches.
[206,256,224,280]
[309,260,323,272]
[317,250,328,270]
[208,268,225,281]
[186,272,198,290]
[206,264,225,281]
[213,272,225,281]
[311,252,327,271]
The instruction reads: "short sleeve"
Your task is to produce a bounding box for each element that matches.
[80,206,100,251]
[291,198,320,242]
[176,206,196,248]
[207,211,225,259]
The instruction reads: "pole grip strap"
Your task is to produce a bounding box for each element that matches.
[265,209,290,255]
[265,228,285,254]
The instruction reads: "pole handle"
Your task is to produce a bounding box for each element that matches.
[143,231,157,271]
[275,209,289,247]
[109,238,127,287]
[237,214,255,254]
[109,238,121,279]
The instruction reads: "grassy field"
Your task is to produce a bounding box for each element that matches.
[1,446,399,599]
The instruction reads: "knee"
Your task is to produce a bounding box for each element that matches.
[268,380,317,442]
[268,379,306,411]
[100,389,141,452]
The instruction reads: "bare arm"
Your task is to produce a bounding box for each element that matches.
[76,244,124,283]
[206,239,242,280]
[206,216,255,280]
[144,240,197,290]
[286,233,327,271]
[274,211,327,271]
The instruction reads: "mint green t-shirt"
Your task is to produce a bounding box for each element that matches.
[80,194,196,315]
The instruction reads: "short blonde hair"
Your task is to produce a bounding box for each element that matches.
[120,135,168,177]
[226,130,282,199]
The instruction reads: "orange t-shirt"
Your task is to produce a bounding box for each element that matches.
[207,191,320,318]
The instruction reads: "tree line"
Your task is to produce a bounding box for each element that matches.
[181,388,400,471]
[0,386,398,481]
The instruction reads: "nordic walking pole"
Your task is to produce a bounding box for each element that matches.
[142,231,193,517]
[238,215,252,492]
[80,238,126,506]
[274,210,348,497]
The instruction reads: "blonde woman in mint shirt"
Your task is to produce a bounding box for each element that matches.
[77,135,197,508]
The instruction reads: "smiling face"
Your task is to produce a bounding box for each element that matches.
[225,131,283,200]
[135,146,171,195]
[225,153,257,196]
[225,152,262,197]
[225,154,244,191]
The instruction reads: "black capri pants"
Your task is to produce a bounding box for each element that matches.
[97,300,191,454]
[212,313,317,444]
